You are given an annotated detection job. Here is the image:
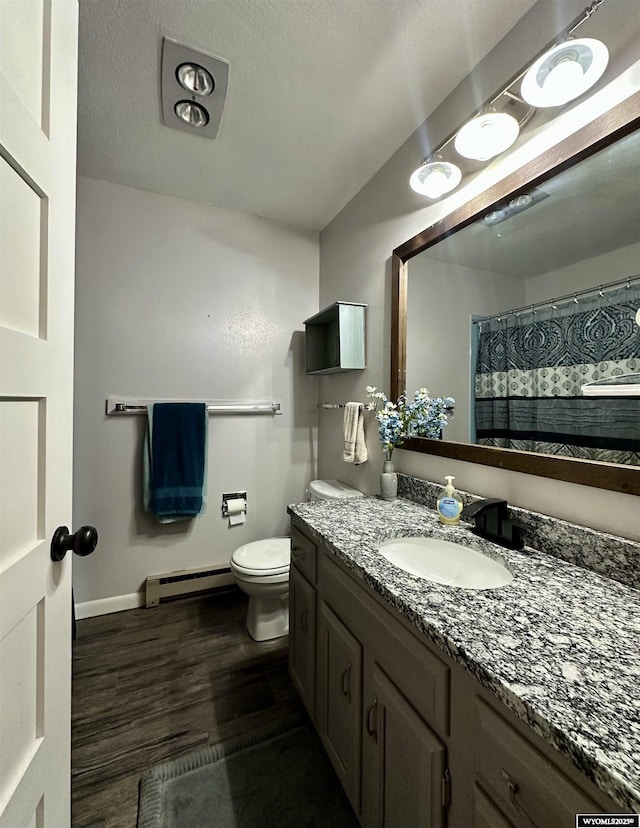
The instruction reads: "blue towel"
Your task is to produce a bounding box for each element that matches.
[144,403,208,522]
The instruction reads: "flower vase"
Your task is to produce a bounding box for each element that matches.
[380,459,397,500]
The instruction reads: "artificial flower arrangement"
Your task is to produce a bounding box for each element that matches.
[365,386,455,460]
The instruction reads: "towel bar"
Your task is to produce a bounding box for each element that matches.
[106,398,282,416]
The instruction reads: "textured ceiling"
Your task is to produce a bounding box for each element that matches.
[76,0,537,231]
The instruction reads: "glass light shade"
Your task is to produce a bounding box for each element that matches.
[454,112,520,161]
[174,100,209,128]
[520,38,609,108]
[176,63,214,96]
[409,160,462,198]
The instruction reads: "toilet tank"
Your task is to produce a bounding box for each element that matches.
[309,479,364,501]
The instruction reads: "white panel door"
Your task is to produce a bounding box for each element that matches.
[0,1,79,826]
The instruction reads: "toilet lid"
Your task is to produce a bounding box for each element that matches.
[309,479,364,499]
[231,537,290,576]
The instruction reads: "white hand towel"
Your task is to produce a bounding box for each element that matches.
[343,402,368,464]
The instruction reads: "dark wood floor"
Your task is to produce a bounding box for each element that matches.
[71,589,303,827]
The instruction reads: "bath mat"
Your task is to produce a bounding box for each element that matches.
[137,714,359,827]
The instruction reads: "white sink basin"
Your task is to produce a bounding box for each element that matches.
[378,536,513,590]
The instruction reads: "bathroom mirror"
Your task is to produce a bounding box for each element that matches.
[391,91,640,495]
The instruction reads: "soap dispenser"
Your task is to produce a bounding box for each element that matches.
[437,476,462,525]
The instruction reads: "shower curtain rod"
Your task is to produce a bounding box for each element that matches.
[473,273,640,325]
[106,398,282,415]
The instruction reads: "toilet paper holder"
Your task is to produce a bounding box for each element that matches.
[222,491,247,517]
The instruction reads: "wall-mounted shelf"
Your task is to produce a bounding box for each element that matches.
[304,301,366,375]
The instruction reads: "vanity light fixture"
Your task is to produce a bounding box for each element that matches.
[409,157,462,198]
[454,111,520,161]
[409,0,608,200]
[521,38,609,108]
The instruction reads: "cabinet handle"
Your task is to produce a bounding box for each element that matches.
[292,547,303,560]
[300,607,308,631]
[341,663,351,700]
[500,769,538,828]
[366,696,378,742]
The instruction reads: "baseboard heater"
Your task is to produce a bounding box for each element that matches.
[145,565,236,608]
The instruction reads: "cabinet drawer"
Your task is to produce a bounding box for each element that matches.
[475,698,604,827]
[291,526,317,584]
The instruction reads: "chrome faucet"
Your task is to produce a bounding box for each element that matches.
[460,498,525,550]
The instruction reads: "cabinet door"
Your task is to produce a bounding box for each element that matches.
[289,566,316,717]
[363,663,447,828]
[317,601,363,813]
[473,783,515,828]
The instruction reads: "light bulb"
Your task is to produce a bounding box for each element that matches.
[542,59,585,106]
[521,38,608,108]
[174,100,209,128]
[420,169,447,198]
[454,113,519,161]
[409,160,462,198]
[176,63,214,96]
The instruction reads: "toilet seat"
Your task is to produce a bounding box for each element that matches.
[230,537,290,577]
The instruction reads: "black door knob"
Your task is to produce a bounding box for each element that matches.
[51,525,98,562]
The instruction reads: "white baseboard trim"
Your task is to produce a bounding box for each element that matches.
[75,592,144,619]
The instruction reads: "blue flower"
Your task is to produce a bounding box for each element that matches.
[365,387,455,458]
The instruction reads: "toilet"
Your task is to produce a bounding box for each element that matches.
[230,480,363,641]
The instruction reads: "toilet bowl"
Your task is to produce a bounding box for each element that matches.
[231,538,290,642]
[230,480,363,641]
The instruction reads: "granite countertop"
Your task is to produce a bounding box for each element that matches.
[287,496,640,813]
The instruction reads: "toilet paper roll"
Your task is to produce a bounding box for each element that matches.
[226,498,246,515]
[227,497,246,527]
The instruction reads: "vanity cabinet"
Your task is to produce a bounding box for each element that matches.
[290,525,450,826]
[288,527,317,717]
[289,522,628,827]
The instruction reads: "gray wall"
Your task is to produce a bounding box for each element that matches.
[316,0,640,541]
[525,241,640,305]
[73,177,319,606]
[406,258,524,443]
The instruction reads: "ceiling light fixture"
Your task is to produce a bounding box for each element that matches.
[481,188,549,226]
[408,0,608,200]
[409,158,462,198]
[176,63,215,96]
[161,38,229,139]
[454,112,520,161]
[521,37,609,107]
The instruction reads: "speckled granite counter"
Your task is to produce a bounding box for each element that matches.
[287,495,640,813]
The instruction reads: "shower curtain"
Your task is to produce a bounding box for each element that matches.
[474,284,640,465]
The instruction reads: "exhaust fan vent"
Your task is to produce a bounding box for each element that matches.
[161,38,229,139]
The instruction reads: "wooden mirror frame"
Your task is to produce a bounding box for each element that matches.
[391,90,640,496]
